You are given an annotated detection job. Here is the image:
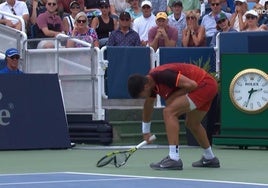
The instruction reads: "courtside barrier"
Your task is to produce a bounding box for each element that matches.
[0,74,71,150]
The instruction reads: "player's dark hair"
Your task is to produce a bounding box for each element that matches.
[127,74,147,98]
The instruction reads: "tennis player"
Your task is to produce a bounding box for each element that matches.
[127,63,220,170]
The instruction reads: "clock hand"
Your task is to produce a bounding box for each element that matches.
[245,88,254,107]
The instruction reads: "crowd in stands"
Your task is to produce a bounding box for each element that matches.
[0,0,268,50]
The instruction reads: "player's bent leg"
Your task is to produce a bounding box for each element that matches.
[186,110,220,168]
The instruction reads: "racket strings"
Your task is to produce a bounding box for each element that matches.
[114,152,128,167]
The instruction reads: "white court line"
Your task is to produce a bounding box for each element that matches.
[0,174,143,186]
[66,172,268,187]
[0,172,267,187]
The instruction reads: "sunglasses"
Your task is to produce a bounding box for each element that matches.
[211,3,220,6]
[9,55,20,60]
[246,15,257,20]
[77,19,87,23]
[186,16,196,20]
[47,2,57,6]
[120,18,130,21]
[100,5,109,9]
[71,6,80,9]
[217,18,226,24]
[142,5,151,9]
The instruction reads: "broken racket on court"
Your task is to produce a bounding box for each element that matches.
[96,135,156,168]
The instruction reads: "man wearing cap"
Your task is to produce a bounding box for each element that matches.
[168,0,201,14]
[201,0,232,37]
[0,48,23,74]
[133,0,156,46]
[168,0,186,47]
[148,12,178,51]
[107,11,141,46]
[57,0,84,18]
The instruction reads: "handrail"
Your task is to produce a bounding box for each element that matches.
[0,10,26,32]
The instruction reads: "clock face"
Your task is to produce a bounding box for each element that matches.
[229,68,268,114]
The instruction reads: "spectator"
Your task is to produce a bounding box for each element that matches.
[66,11,99,48]
[0,48,23,74]
[148,12,178,51]
[168,0,187,47]
[201,0,232,38]
[0,0,29,31]
[107,11,140,46]
[182,10,206,47]
[110,0,130,19]
[57,0,84,18]
[168,0,201,15]
[62,1,81,34]
[210,12,237,47]
[243,9,268,31]
[91,0,118,47]
[132,0,156,46]
[36,0,63,38]
[253,3,268,26]
[150,0,167,15]
[29,0,47,25]
[229,0,248,31]
[125,0,142,21]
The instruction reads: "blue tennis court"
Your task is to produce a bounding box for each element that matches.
[0,172,267,188]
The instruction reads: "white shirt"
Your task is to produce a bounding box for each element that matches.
[0,0,29,24]
[132,14,156,42]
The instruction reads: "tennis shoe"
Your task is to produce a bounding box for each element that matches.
[150,156,183,170]
[192,156,220,168]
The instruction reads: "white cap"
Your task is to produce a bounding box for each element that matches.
[141,0,152,8]
[234,0,247,3]
[245,9,259,17]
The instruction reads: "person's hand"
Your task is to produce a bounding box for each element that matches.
[141,40,148,46]
[143,133,153,144]
[156,28,167,39]
[72,26,78,36]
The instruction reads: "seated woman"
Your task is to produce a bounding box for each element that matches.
[242,9,268,31]
[66,12,99,48]
[210,12,237,47]
[91,0,118,48]
[182,10,206,47]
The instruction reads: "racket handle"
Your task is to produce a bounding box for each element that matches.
[136,134,156,149]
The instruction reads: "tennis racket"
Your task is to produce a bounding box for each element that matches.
[96,134,156,168]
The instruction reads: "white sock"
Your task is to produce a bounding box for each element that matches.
[203,146,215,159]
[169,145,179,161]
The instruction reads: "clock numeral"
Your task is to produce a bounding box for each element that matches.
[234,90,240,93]
[257,75,262,82]
[242,76,247,82]
[237,81,242,87]
[242,101,247,107]
[249,103,253,109]
[262,97,268,102]
[236,96,242,101]
[262,82,268,87]
[257,101,261,107]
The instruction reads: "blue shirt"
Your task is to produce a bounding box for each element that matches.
[0,66,23,74]
[107,28,141,46]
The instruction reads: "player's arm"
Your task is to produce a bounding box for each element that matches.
[176,74,198,94]
[142,97,155,142]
